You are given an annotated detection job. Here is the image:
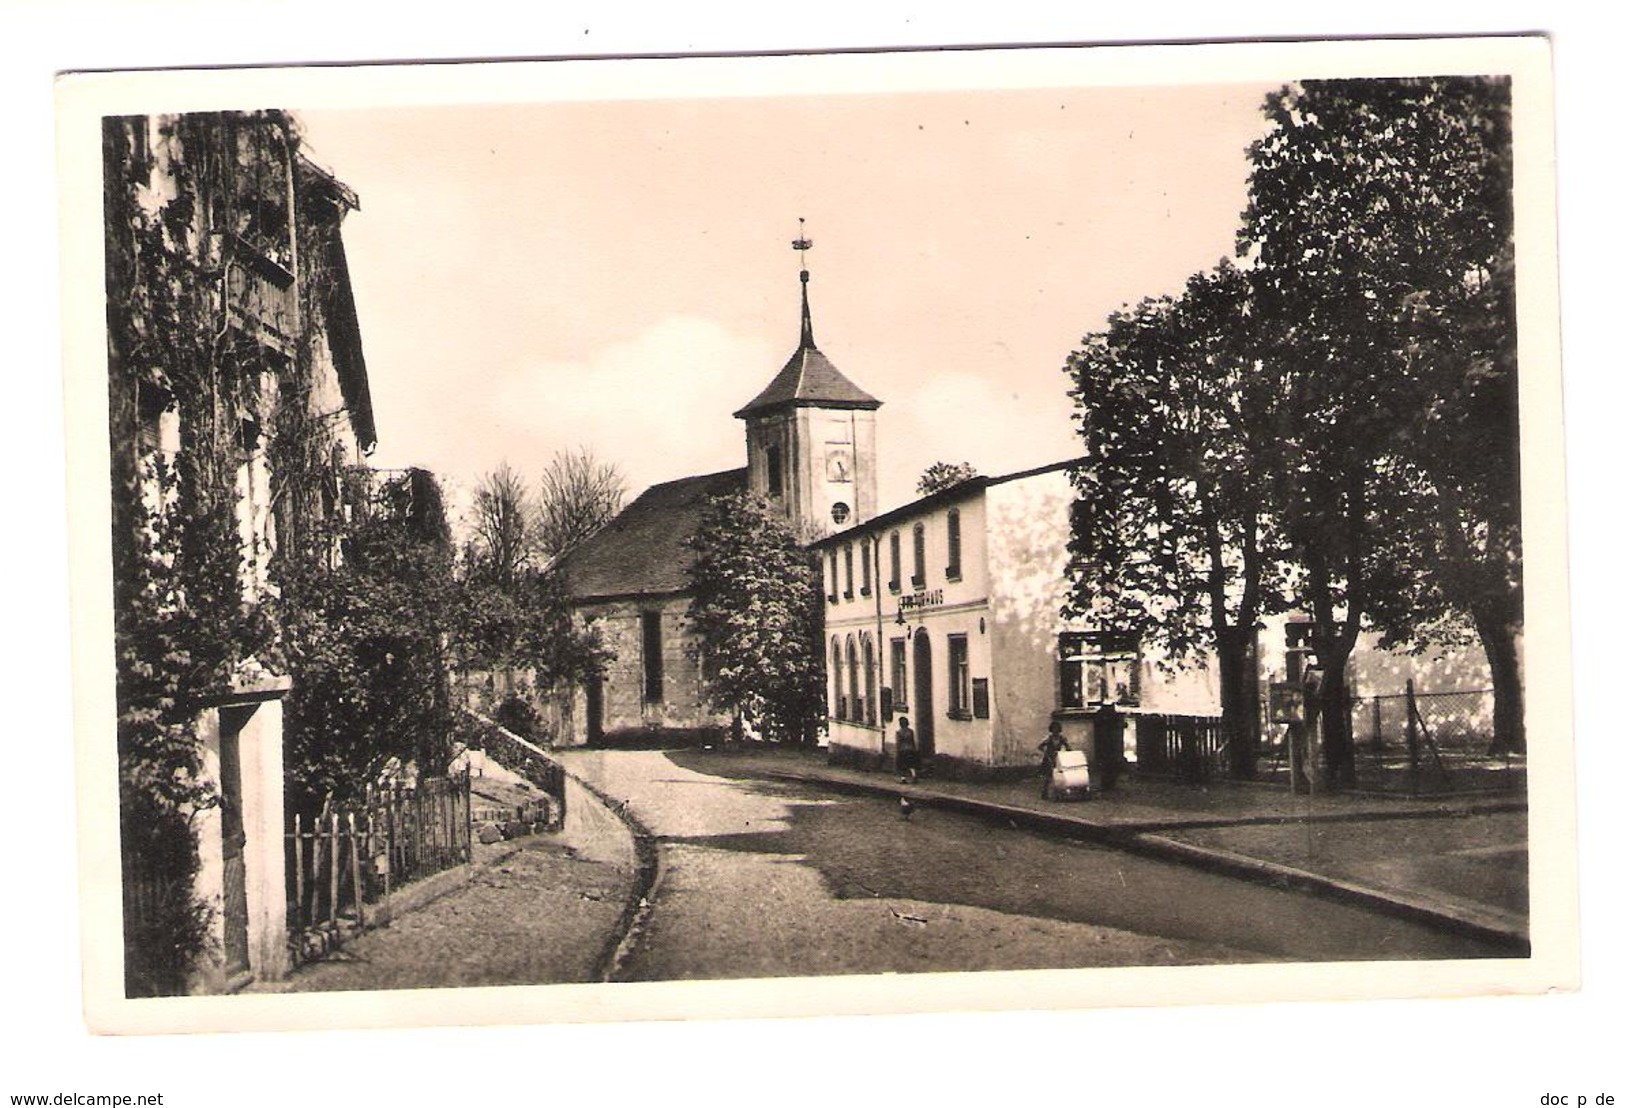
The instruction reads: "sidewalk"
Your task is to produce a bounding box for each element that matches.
[251,772,640,993]
[676,744,1530,953]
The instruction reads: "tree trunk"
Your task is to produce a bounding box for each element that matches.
[1316,645,1358,791]
[1216,627,1260,780]
[1474,606,1525,755]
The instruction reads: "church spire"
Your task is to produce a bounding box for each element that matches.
[793,217,815,349]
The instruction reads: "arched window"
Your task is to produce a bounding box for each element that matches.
[888,530,901,591]
[830,636,844,719]
[862,634,878,727]
[847,635,862,726]
[911,522,926,588]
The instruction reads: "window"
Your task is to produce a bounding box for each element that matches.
[948,634,971,720]
[863,635,878,726]
[843,544,855,600]
[946,509,962,580]
[831,501,850,525]
[831,637,845,719]
[1058,631,1141,709]
[847,636,862,726]
[860,541,872,596]
[766,444,783,497]
[911,523,926,588]
[888,531,902,592]
[641,610,664,704]
[827,552,838,603]
[890,638,908,712]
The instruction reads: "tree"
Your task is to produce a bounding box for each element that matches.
[533,447,627,563]
[1065,261,1283,778]
[279,468,460,812]
[468,461,534,584]
[917,461,979,497]
[686,494,826,744]
[1241,77,1522,768]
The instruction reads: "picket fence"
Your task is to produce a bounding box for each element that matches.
[284,770,472,960]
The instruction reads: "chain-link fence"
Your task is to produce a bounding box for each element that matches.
[1256,687,1522,795]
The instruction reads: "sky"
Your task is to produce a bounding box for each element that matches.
[296,81,1275,527]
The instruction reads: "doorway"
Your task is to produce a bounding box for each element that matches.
[586,674,605,746]
[912,631,935,759]
[217,706,252,980]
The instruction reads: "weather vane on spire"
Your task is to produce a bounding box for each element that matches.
[793,217,813,282]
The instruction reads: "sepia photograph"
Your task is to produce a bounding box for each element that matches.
[54,35,1573,1040]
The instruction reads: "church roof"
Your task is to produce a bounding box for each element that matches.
[556,467,749,603]
[733,343,881,418]
[733,267,880,418]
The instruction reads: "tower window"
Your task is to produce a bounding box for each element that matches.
[766,444,783,498]
[831,501,850,525]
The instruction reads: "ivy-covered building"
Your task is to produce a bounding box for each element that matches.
[104,111,374,995]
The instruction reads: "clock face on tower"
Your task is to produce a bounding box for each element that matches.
[825,446,853,483]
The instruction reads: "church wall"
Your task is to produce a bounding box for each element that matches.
[572,596,730,742]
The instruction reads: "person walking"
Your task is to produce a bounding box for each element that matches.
[1037,720,1070,799]
[895,716,919,784]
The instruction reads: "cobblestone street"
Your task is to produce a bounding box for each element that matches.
[564,749,1505,982]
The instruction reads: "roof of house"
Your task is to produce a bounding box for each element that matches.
[807,456,1089,550]
[557,467,749,603]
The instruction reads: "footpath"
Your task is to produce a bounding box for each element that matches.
[251,770,640,994]
[679,745,1531,954]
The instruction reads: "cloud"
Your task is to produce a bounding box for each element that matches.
[488,315,778,497]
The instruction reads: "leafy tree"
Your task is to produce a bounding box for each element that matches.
[533,446,627,563]
[917,461,979,497]
[1065,261,1283,778]
[1241,77,1522,769]
[279,469,459,812]
[455,563,609,702]
[686,494,825,744]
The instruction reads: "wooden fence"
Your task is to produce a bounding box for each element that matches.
[284,769,471,962]
[1134,713,1229,782]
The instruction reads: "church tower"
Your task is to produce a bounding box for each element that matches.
[734,225,881,536]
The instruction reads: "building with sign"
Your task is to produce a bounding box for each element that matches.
[812,459,1221,778]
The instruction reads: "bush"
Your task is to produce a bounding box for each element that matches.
[494,694,539,740]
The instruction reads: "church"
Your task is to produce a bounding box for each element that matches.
[555,243,881,745]
[555,236,1503,779]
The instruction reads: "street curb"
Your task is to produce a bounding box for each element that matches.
[559,770,662,983]
[752,768,1531,956]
